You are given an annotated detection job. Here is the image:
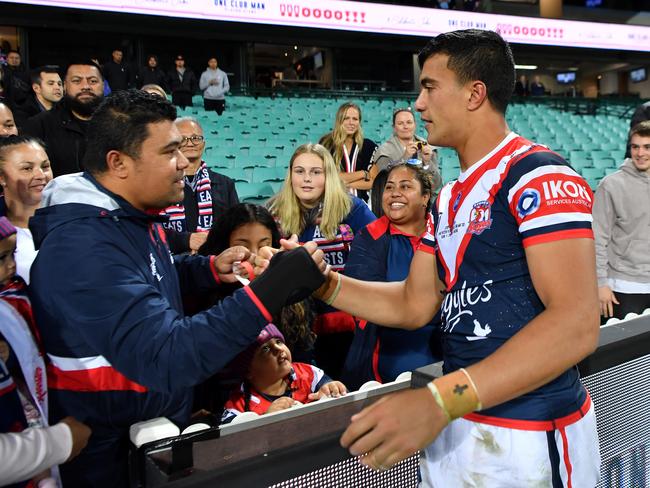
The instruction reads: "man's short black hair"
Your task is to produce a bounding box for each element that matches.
[7,49,19,56]
[418,29,515,114]
[83,89,177,175]
[64,60,104,80]
[30,65,61,86]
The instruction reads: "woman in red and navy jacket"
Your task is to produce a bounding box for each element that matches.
[342,163,442,390]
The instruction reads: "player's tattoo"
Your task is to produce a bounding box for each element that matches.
[453,383,468,396]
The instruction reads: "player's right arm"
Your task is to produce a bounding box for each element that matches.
[328,247,444,329]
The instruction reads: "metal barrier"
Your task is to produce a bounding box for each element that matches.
[133,312,650,487]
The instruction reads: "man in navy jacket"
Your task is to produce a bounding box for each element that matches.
[28,90,326,487]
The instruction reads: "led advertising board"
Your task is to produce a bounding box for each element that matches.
[4,0,650,51]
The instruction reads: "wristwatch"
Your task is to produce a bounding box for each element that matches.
[363,170,370,181]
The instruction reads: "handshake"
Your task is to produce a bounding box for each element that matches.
[211,234,329,284]
[211,236,337,316]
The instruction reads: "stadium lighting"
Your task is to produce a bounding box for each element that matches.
[515,64,538,70]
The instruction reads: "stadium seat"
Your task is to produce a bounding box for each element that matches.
[235,182,275,203]
[581,167,606,180]
[591,157,616,169]
[254,166,287,182]
[218,168,250,182]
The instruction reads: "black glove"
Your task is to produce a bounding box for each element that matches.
[249,246,326,318]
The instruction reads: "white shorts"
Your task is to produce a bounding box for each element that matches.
[420,395,600,488]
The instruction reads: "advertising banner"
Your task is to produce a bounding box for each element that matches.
[4,0,650,51]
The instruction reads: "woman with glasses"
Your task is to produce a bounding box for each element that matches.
[160,117,239,254]
[372,108,442,192]
[342,162,441,390]
[269,143,376,379]
[319,102,377,203]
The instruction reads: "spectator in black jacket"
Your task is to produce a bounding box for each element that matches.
[168,55,197,109]
[14,66,62,129]
[160,116,239,254]
[23,61,104,176]
[2,50,31,109]
[138,55,168,92]
[102,49,131,92]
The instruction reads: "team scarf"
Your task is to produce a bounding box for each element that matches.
[161,161,214,233]
[0,277,48,420]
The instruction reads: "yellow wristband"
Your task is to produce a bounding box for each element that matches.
[429,369,481,421]
[426,382,451,424]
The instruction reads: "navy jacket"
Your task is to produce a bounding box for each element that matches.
[342,216,440,390]
[29,173,270,486]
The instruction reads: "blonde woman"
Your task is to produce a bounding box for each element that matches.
[269,143,376,378]
[319,102,377,203]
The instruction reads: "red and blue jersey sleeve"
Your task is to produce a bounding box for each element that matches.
[417,205,438,255]
[505,151,594,248]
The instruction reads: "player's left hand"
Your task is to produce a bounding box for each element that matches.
[309,381,348,401]
[340,386,448,471]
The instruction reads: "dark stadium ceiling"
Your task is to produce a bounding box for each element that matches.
[509,44,650,75]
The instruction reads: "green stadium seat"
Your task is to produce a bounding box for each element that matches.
[581,167,606,180]
[599,141,621,151]
[254,166,287,182]
[239,159,275,169]
[269,181,284,193]
[569,150,590,162]
[586,178,601,191]
[218,168,250,182]
[609,150,625,162]
[236,182,275,202]
[591,158,616,169]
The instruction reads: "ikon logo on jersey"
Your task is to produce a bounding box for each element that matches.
[510,172,593,227]
[467,200,493,235]
[542,179,592,204]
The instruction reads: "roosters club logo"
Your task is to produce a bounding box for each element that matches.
[467,200,492,235]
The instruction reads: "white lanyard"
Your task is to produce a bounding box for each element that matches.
[342,143,359,173]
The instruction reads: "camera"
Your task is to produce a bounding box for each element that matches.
[415,141,425,151]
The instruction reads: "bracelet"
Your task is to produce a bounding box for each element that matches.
[426,369,482,422]
[210,256,222,285]
[363,170,370,181]
[313,271,340,304]
[238,260,255,281]
[323,272,342,305]
[459,368,481,407]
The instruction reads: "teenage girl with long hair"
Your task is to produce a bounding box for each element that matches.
[319,102,377,203]
[268,143,376,378]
